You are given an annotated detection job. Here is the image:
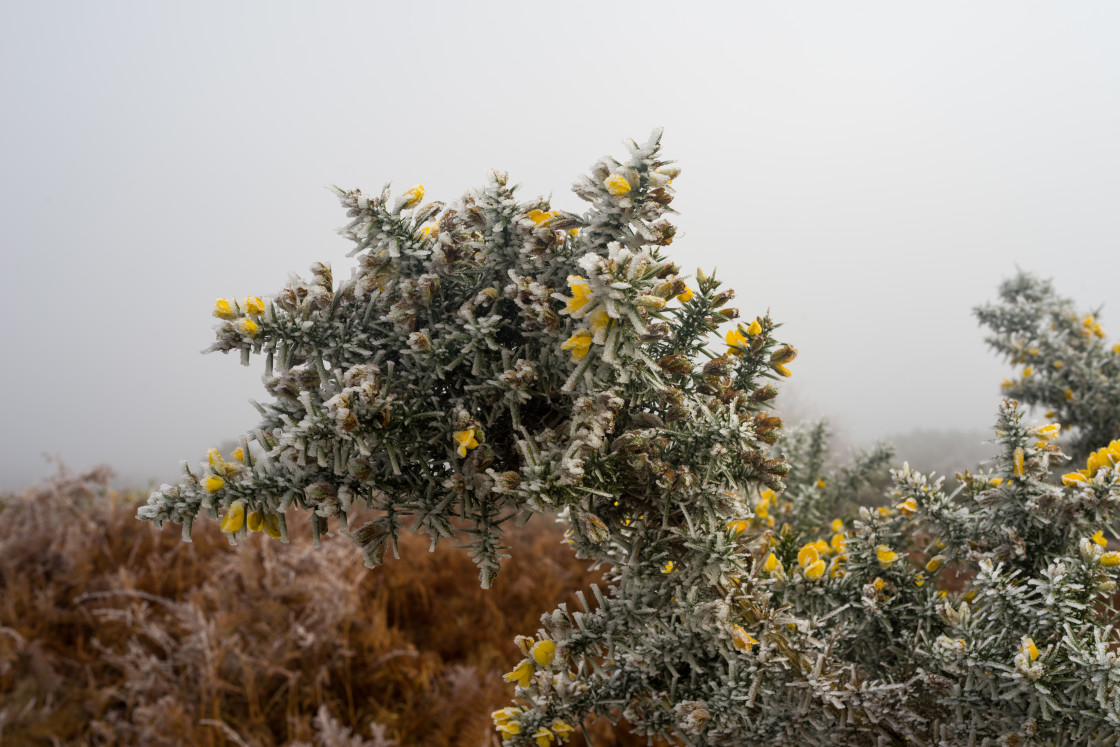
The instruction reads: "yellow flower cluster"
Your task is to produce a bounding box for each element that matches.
[1082,314,1106,338]
[1062,439,1120,484]
[502,638,562,697]
[492,706,573,744]
[213,297,265,336]
[725,319,763,356]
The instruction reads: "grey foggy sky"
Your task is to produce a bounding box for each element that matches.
[2,1,1118,490]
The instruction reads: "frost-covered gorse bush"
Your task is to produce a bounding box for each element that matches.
[141,133,1120,745]
[977,272,1120,463]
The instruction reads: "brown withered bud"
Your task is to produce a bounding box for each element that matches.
[711,290,735,309]
[338,410,359,433]
[412,201,444,226]
[648,187,674,205]
[668,278,687,297]
[655,262,680,279]
[378,403,392,428]
[305,482,337,505]
[494,471,521,492]
[759,431,780,445]
[631,412,666,429]
[696,381,719,396]
[659,354,693,376]
[769,345,798,366]
[578,512,611,543]
[542,309,561,331]
[471,445,495,472]
[417,274,440,306]
[762,459,791,476]
[311,262,333,289]
[703,356,734,376]
[656,222,677,246]
[641,322,672,342]
[352,521,391,568]
[718,307,739,321]
[753,414,783,435]
[761,475,785,490]
[751,385,779,403]
[347,457,372,481]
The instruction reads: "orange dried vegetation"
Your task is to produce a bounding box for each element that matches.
[0,467,650,746]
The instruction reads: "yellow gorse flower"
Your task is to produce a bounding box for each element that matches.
[804,559,826,579]
[220,500,246,533]
[876,545,899,567]
[603,173,631,195]
[497,722,521,738]
[398,184,424,211]
[246,511,282,538]
[896,497,917,515]
[236,318,259,336]
[201,475,225,493]
[531,639,556,667]
[503,658,534,687]
[730,624,759,652]
[1021,636,1039,661]
[1062,472,1087,486]
[562,329,593,360]
[213,298,237,319]
[797,544,819,569]
[676,287,694,303]
[533,728,555,747]
[763,553,780,572]
[1092,530,1108,548]
[551,720,575,740]
[563,276,593,314]
[1034,423,1061,441]
[1100,551,1120,567]
[726,328,748,355]
[589,308,611,336]
[1013,447,1025,477]
[454,428,479,458]
[492,707,519,725]
[746,319,762,336]
[244,296,265,315]
[527,209,558,225]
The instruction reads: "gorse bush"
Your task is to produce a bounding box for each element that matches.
[140,132,1120,745]
[977,271,1120,463]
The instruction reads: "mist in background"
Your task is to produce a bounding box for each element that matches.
[2,1,1118,491]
